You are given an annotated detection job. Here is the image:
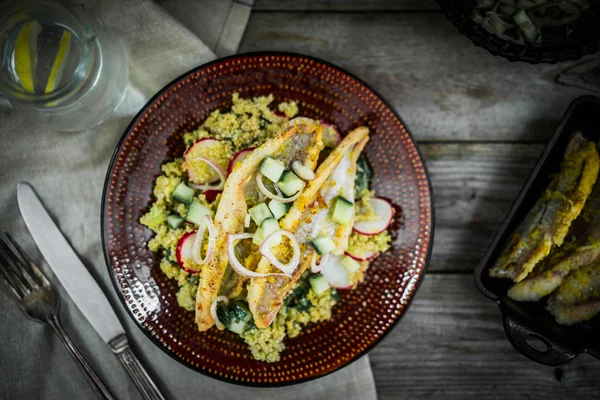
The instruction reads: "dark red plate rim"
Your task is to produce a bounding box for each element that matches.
[100,51,435,387]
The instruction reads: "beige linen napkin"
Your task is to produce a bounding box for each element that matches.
[0,1,377,399]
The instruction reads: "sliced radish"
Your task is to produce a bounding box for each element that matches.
[353,197,394,236]
[176,231,200,274]
[203,190,221,203]
[227,147,255,175]
[345,249,379,262]
[320,254,352,289]
[320,121,342,148]
[184,138,228,184]
[273,110,287,119]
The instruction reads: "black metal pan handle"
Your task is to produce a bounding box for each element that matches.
[501,308,579,366]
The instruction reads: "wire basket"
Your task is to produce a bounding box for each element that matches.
[437,0,600,64]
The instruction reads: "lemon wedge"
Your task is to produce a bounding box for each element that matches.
[45,30,72,93]
[14,20,42,93]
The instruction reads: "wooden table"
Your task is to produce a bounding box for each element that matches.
[241,1,600,398]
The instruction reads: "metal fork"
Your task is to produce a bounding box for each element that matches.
[0,231,116,400]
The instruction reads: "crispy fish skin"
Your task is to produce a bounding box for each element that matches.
[195,118,324,331]
[247,127,369,329]
[547,261,600,325]
[509,183,600,301]
[489,133,599,282]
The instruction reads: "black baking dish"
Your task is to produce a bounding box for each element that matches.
[475,95,600,366]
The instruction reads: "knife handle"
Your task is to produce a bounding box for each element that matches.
[48,315,117,400]
[109,334,166,400]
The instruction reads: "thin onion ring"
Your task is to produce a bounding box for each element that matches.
[188,156,226,191]
[310,252,331,273]
[192,215,216,265]
[256,173,301,203]
[210,295,229,330]
[227,233,291,278]
[259,230,301,275]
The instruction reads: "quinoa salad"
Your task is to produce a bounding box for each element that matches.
[140,94,393,362]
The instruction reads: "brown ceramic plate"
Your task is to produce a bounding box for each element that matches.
[101,52,434,386]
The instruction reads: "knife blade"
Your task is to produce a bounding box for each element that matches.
[17,182,123,343]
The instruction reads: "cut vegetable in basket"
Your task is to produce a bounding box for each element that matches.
[469,0,593,47]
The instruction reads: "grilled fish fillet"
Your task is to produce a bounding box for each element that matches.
[489,133,599,282]
[195,118,324,331]
[547,261,600,325]
[247,127,369,328]
[509,182,600,301]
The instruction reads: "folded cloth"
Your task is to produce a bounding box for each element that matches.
[0,1,377,399]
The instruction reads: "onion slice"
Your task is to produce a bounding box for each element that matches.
[292,161,315,181]
[188,156,226,191]
[256,173,302,203]
[227,233,291,278]
[310,252,330,273]
[210,295,229,330]
[244,213,251,228]
[192,215,216,265]
[259,230,301,275]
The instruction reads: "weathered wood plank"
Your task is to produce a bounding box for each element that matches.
[253,0,439,11]
[370,274,600,400]
[240,13,592,142]
[422,142,544,272]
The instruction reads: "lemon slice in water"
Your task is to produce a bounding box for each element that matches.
[45,30,72,93]
[14,20,42,93]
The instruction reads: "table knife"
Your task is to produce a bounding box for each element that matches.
[17,182,166,400]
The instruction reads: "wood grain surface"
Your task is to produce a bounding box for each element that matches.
[371,274,600,400]
[243,3,600,398]
[240,12,594,142]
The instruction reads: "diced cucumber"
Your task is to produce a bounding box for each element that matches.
[309,274,330,295]
[248,202,273,226]
[341,256,361,273]
[332,196,354,225]
[172,182,195,205]
[216,301,253,335]
[310,236,337,255]
[230,300,253,323]
[228,319,250,335]
[260,217,280,237]
[268,200,290,220]
[185,200,213,225]
[259,156,286,182]
[257,218,281,245]
[252,227,264,246]
[166,214,184,230]
[277,170,305,196]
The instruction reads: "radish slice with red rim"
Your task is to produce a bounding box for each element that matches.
[259,230,301,275]
[211,295,229,330]
[344,249,379,262]
[203,189,221,203]
[227,147,255,175]
[176,231,201,274]
[184,138,227,184]
[227,233,291,278]
[320,254,352,289]
[187,156,226,191]
[353,197,394,236]
[320,121,342,148]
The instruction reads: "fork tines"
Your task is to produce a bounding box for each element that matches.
[0,231,50,299]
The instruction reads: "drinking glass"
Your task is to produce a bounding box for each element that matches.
[0,0,128,131]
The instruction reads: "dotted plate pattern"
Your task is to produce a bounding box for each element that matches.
[102,52,434,386]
